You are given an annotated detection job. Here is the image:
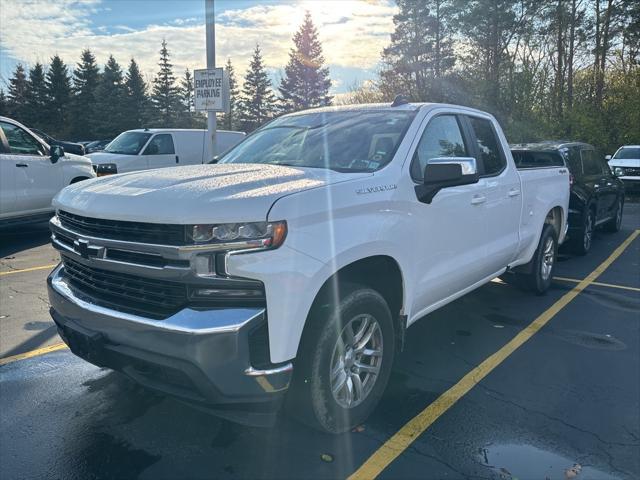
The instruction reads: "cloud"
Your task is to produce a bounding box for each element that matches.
[0,0,396,91]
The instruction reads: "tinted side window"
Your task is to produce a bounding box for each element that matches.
[565,147,582,176]
[512,151,564,168]
[0,122,46,156]
[144,134,175,155]
[581,149,601,176]
[411,115,467,181]
[467,117,505,175]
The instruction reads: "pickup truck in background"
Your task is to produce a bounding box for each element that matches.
[0,116,96,226]
[87,128,245,174]
[47,101,569,433]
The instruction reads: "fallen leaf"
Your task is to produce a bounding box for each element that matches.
[565,463,582,479]
[321,453,334,463]
[352,425,365,433]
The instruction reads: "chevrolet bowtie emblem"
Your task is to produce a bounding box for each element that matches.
[72,238,104,260]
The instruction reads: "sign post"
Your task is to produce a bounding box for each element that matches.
[204,0,216,160]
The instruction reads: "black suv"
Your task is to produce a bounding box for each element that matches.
[511,142,625,255]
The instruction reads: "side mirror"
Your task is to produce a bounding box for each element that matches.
[605,155,612,161]
[210,155,219,164]
[50,145,64,163]
[415,157,479,204]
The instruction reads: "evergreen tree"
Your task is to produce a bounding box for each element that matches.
[278,12,332,112]
[221,58,239,130]
[70,49,100,139]
[45,55,72,137]
[24,63,48,128]
[151,39,181,127]
[178,68,195,127]
[124,58,151,130]
[94,55,127,138]
[239,44,277,132]
[380,0,456,102]
[7,64,28,121]
[0,89,7,116]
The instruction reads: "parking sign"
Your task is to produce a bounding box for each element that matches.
[194,68,229,112]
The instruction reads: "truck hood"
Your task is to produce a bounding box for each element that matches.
[609,158,640,168]
[86,151,129,164]
[62,152,92,165]
[53,163,370,224]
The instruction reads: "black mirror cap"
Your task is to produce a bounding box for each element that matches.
[210,155,220,164]
[50,145,64,163]
[415,163,479,204]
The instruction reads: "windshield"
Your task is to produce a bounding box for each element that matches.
[613,147,640,160]
[104,132,152,155]
[219,110,416,172]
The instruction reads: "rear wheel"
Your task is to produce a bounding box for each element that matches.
[518,223,557,295]
[603,197,623,232]
[571,208,595,255]
[291,284,395,433]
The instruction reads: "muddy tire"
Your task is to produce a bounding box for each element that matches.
[290,283,395,433]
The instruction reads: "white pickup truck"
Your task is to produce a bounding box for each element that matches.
[47,101,569,432]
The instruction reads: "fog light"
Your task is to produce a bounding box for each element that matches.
[193,254,216,277]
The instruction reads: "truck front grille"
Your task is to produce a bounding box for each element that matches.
[62,257,187,319]
[58,210,187,245]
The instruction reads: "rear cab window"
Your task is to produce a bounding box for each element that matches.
[466,116,506,176]
[512,150,565,169]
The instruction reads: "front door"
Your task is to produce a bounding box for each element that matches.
[142,134,177,170]
[0,121,62,216]
[407,113,490,315]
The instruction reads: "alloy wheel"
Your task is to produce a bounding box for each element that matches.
[541,236,555,281]
[583,213,594,252]
[330,314,383,409]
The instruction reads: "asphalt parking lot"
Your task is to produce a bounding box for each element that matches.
[1,203,639,480]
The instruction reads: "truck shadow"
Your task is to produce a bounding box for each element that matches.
[0,222,51,258]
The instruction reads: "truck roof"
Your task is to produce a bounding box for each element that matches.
[283,102,495,117]
[127,128,244,135]
[510,141,594,151]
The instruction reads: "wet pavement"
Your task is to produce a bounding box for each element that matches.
[1,204,639,479]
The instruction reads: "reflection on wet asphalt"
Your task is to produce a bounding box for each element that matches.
[1,207,639,479]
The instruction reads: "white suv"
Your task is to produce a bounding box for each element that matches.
[608,145,640,191]
[0,116,96,226]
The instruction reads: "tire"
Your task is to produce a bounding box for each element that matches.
[291,283,395,433]
[571,208,595,255]
[603,197,623,232]
[517,223,558,295]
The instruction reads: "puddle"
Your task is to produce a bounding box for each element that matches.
[553,330,627,351]
[478,443,620,479]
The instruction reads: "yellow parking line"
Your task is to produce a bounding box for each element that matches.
[0,264,57,277]
[0,342,68,366]
[348,229,639,480]
[554,276,640,293]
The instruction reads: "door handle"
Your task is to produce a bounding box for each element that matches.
[508,188,521,197]
[15,163,28,167]
[471,194,487,205]
[175,155,179,163]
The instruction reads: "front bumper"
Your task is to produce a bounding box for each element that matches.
[47,264,292,424]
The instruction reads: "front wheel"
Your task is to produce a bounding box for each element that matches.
[518,223,558,295]
[291,285,395,433]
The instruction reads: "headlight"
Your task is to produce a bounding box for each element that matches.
[188,221,287,248]
[614,167,625,176]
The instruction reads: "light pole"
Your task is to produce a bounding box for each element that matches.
[205,0,216,159]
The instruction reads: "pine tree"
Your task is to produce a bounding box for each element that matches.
[45,55,72,137]
[94,55,127,138]
[278,12,332,112]
[221,58,239,130]
[7,64,28,121]
[69,49,100,139]
[24,63,48,128]
[0,89,7,116]
[380,0,456,102]
[124,58,151,130]
[178,68,195,127]
[151,39,181,127]
[239,44,277,132]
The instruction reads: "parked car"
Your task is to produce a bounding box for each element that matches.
[0,116,96,226]
[511,142,624,255]
[47,101,569,433]
[607,145,640,192]
[87,128,245,174]
[85,139,112,154]
[30,128,86,156]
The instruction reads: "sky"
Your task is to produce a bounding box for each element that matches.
[0,0,398,96]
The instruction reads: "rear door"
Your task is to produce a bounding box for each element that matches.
[0,120,62,215]
[595,152,620,218]
[142,133,177,169]
[463,115,521,272]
